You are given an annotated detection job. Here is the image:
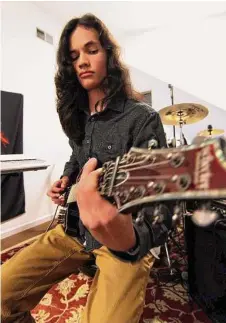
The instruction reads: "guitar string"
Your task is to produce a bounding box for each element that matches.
[105,155,165,171]
[118,175,172,180]
[71,159,174,192]
[116,160,170,172]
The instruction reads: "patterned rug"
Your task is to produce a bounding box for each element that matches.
[1,231,212,323]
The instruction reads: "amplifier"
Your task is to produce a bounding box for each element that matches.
[185,201,226,322]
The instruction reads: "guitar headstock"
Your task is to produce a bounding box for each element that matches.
[100,137,226,213]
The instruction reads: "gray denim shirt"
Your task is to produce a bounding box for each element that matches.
[62,98,173,262]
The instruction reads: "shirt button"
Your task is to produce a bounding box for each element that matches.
[86,139,90,144]
[108,145,112,150]
[90,117,95,122]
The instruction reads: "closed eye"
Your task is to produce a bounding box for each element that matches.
[88,49,98,55]
[70,49,98,62]
[71,53,78,61]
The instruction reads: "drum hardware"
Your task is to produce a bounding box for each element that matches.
[197,124,224,137]
[158,92,225,285]
[167,135,188,148]
[160,102,209,147]
[168,84,176,147]
[161,84,209,147]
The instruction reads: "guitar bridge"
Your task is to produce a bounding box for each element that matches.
[57,206,68,225]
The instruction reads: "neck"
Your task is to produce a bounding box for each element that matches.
[88,88,106,115]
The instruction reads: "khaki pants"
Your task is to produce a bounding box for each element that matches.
[1,224,154,323]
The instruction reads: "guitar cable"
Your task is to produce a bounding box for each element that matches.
[45,204,60,233]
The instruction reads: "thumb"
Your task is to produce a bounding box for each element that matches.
[80,158,98,180]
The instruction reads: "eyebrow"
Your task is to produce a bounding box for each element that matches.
[70,40,99,54]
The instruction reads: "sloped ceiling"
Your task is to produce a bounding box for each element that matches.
[32,1,226,35]
[32,1,226,115]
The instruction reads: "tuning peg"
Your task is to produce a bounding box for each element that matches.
[173,205,181,215]
[153,205,165,225]
[172,204,183,226]
[135,211,144,225]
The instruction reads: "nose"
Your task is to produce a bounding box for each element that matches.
[78,52,90,69]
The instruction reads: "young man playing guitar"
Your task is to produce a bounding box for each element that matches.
[1,14,174,323]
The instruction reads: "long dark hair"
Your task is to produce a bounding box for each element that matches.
[55,13,140,144]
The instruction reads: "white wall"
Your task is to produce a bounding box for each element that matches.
[1,2,225,238]
[1,2,71,238]
[129,66,226,144]
[123,16,226,111]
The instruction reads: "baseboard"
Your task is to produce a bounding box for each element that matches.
[1,213,54,239]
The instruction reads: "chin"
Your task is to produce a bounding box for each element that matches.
[82,81,100,91]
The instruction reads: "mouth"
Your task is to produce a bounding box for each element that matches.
[80,71,94,78]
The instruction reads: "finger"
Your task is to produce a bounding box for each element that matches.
[51,198,64,205]
[52,186,64,193]
[61,182,67,189]
[94,167,103,176]
[54,180,62,188]
[61,179,69,189]
[78,168,103,194]
[80,158,98,180]
[90,168,103,184]
[52,195,65,202]
[48,191,61,198]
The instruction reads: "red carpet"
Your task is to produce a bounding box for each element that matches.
[1,233,211,323]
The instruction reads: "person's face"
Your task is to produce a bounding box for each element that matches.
[69,26,107,91]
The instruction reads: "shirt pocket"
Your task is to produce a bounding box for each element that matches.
[103,141,119,155]
[93,124,126,163]
[102,140,121,162]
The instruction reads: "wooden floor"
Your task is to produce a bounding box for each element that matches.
[1,221,52,250]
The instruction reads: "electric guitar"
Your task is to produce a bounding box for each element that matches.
[58,137,226,230]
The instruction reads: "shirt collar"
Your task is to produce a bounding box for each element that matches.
[79,97,126,114]
[105,98,126,113]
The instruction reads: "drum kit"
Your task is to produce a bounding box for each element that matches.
[159,85,225,147]
[156,85,225,277]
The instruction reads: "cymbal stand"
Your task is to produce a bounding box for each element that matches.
[168,84,176,147]
[178,110,185,146]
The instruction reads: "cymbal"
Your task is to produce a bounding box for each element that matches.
[197,129,224,137]
[159,103,209,126]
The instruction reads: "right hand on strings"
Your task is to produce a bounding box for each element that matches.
[47,176,69,205]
